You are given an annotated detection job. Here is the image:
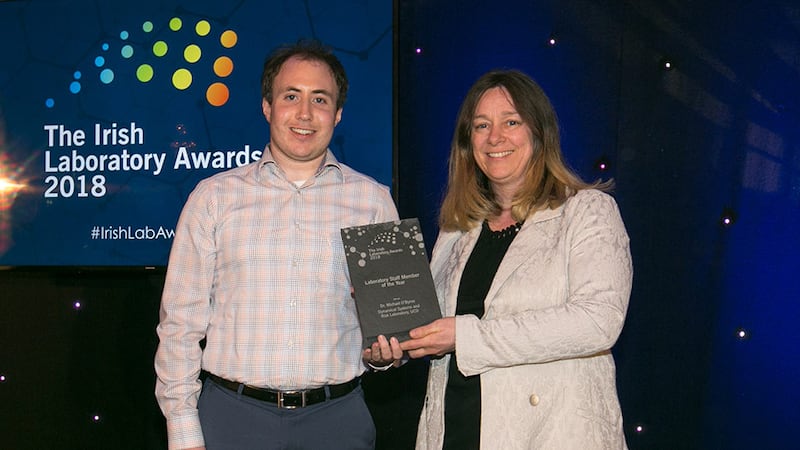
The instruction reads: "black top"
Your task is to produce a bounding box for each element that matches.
[443,220,522,450]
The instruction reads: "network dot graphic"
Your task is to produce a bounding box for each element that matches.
[220,30,237,48]
[99,69,114,84]
[65,16,238,107]
[206,82,229,107]
[70,70,82,94]
[152,41,168,57]
[196,20,211,36]
[184,44,202,63]
[214,56,233,77]
[341,221,427,269]
[172,68,192,90]
[137,64,154,82]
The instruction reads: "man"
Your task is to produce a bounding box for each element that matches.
[155,40,402,450]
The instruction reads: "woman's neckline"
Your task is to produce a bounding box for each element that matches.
[482,220,524,238]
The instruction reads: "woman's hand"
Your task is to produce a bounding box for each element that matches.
[399,317,456,358]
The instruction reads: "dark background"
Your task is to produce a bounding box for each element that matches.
[2,1,800,449]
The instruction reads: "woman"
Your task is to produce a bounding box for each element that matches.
[399,70,633,449]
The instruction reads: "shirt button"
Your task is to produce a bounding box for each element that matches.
[287,340,294,348]
[529,394,540,406]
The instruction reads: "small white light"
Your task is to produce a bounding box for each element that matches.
[736,328,749,339]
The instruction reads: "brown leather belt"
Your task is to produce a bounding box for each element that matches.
[208,373,360,409]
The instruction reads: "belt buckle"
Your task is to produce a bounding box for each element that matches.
[276,390,306,409]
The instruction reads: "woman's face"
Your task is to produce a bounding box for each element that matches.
[471,86,534,197]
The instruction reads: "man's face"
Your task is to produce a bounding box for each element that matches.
[262,56,342,178]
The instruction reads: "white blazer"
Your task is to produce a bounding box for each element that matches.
[416,189,632,450]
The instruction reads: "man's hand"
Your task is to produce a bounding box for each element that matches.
[362,334,403,369]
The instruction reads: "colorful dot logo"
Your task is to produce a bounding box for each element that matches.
[67,16,238,107]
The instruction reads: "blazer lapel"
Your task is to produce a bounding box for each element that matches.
[482,205,565,313]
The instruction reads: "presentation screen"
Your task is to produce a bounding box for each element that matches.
[0,0,393,267]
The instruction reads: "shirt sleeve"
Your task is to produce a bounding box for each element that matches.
[154,181,217,450]
[376,184,400,223]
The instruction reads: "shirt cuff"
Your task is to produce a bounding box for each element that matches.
[166,411,205,450]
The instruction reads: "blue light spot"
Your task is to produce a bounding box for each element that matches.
[45,98,55,108]
[94,56,105,67]
[70,81,81,94]
[121,45,134,58]
[99,68,114,84]
[74,71,82,80]
[102,43,109,51]
[120,30,129,40]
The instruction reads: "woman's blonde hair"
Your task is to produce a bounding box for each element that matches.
[439,69,612,232]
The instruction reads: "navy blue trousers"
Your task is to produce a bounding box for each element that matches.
[198,377,376,450]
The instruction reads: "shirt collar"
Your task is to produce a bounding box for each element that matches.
[256,144,344,184]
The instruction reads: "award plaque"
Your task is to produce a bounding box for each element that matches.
[341,218,442,348]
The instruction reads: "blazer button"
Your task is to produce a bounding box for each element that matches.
[529,394,540,406]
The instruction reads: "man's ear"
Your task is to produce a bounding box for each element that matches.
[334,108,342,126]
[262,98,271,123]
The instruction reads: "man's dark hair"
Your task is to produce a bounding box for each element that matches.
[260,39,349,110]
